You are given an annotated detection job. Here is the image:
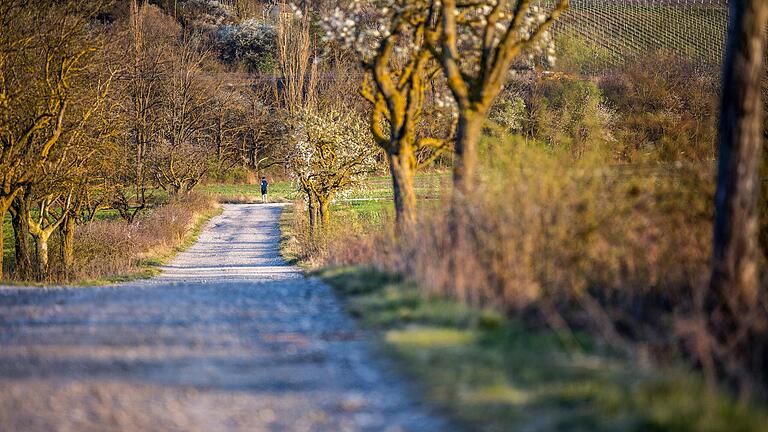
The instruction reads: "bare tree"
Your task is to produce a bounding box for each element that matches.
[112,0,178,221]
[0,0,104,279]
[152,34,217,195]
[276,3,317,115]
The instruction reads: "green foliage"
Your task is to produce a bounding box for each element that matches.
[491,97,527,135]
[205,165,257,184]
[527,77,612,158]
[554,35,616,74]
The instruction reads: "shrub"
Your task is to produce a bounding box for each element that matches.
[387,144,713,316]
[554,34,615,75]
[218,18,276,72]
[206,164,257,184]
[599,52,719,162]
[526,76,613,158]
[301,142,727,377]
[59,193,218,281]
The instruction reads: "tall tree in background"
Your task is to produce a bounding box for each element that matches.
[320,1,454,228]
[276,5,316,115]
[114,0,177,221]
[0,1,103,279]
[708,0,768,397]
[152,35,217,196]
[433,0,569,198]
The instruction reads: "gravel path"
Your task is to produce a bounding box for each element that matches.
[0,204,450,432]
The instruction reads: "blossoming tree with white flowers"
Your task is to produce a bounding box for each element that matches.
[318,0,569,222]
[431,0,569,197]
[286,106,378,231]
[318,1,455,227]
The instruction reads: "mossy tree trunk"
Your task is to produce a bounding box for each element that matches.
[0,192,21,280]
[28,194,71,281]
[306,190,318,240]
[437,0,568,199]
[10,195,33,279]
[319,195,332,227]
[32,231,51,279]
[388,148,418,227]
[363,19,451,231]
[710,0,767,315]
[452,109,485,199]
[61,213,77,278]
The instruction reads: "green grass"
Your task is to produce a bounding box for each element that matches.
[339,172,450,200]
[198,181,297,203]
[199,171,450,205]
[315,266,768,432]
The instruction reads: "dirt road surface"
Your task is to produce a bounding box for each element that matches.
[0,204,450,432]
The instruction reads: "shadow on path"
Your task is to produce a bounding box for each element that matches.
[0,204,450,432]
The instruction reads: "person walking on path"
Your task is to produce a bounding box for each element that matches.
[260,177,268,203]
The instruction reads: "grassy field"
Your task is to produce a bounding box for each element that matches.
[201,172,449,224]
[316,266,768,432]
[199,171,449,203]
[198,181,298,203]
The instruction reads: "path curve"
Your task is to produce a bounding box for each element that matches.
[0,204,450,432]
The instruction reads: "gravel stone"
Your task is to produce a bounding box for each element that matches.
[0,204,451,432]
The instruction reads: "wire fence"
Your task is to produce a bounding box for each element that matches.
[553,0,729,68]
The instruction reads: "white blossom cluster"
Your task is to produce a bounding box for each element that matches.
[286,107,378,195]
[314,1,558,74]
[218,19,276,70]
[432,89,459,119]
[314,1,430,62]
[451,2,557,74]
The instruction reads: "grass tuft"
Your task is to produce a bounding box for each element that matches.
[317,265,768,432]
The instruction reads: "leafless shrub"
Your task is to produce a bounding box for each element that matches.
[52,193,218,281]
[291,143,753,390]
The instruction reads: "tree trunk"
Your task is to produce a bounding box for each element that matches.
[388,147,417,228]
[319,197,331,226]
[448,109,486,303]
[710,0,768,311]
[453,109,485,199]
[61,214,76,278]
[708,0,768,396]
[307,191,318,239]
[10,197,33,280]
[33,231,51,280]
[0,195,17,280]
[0,213,3,281]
